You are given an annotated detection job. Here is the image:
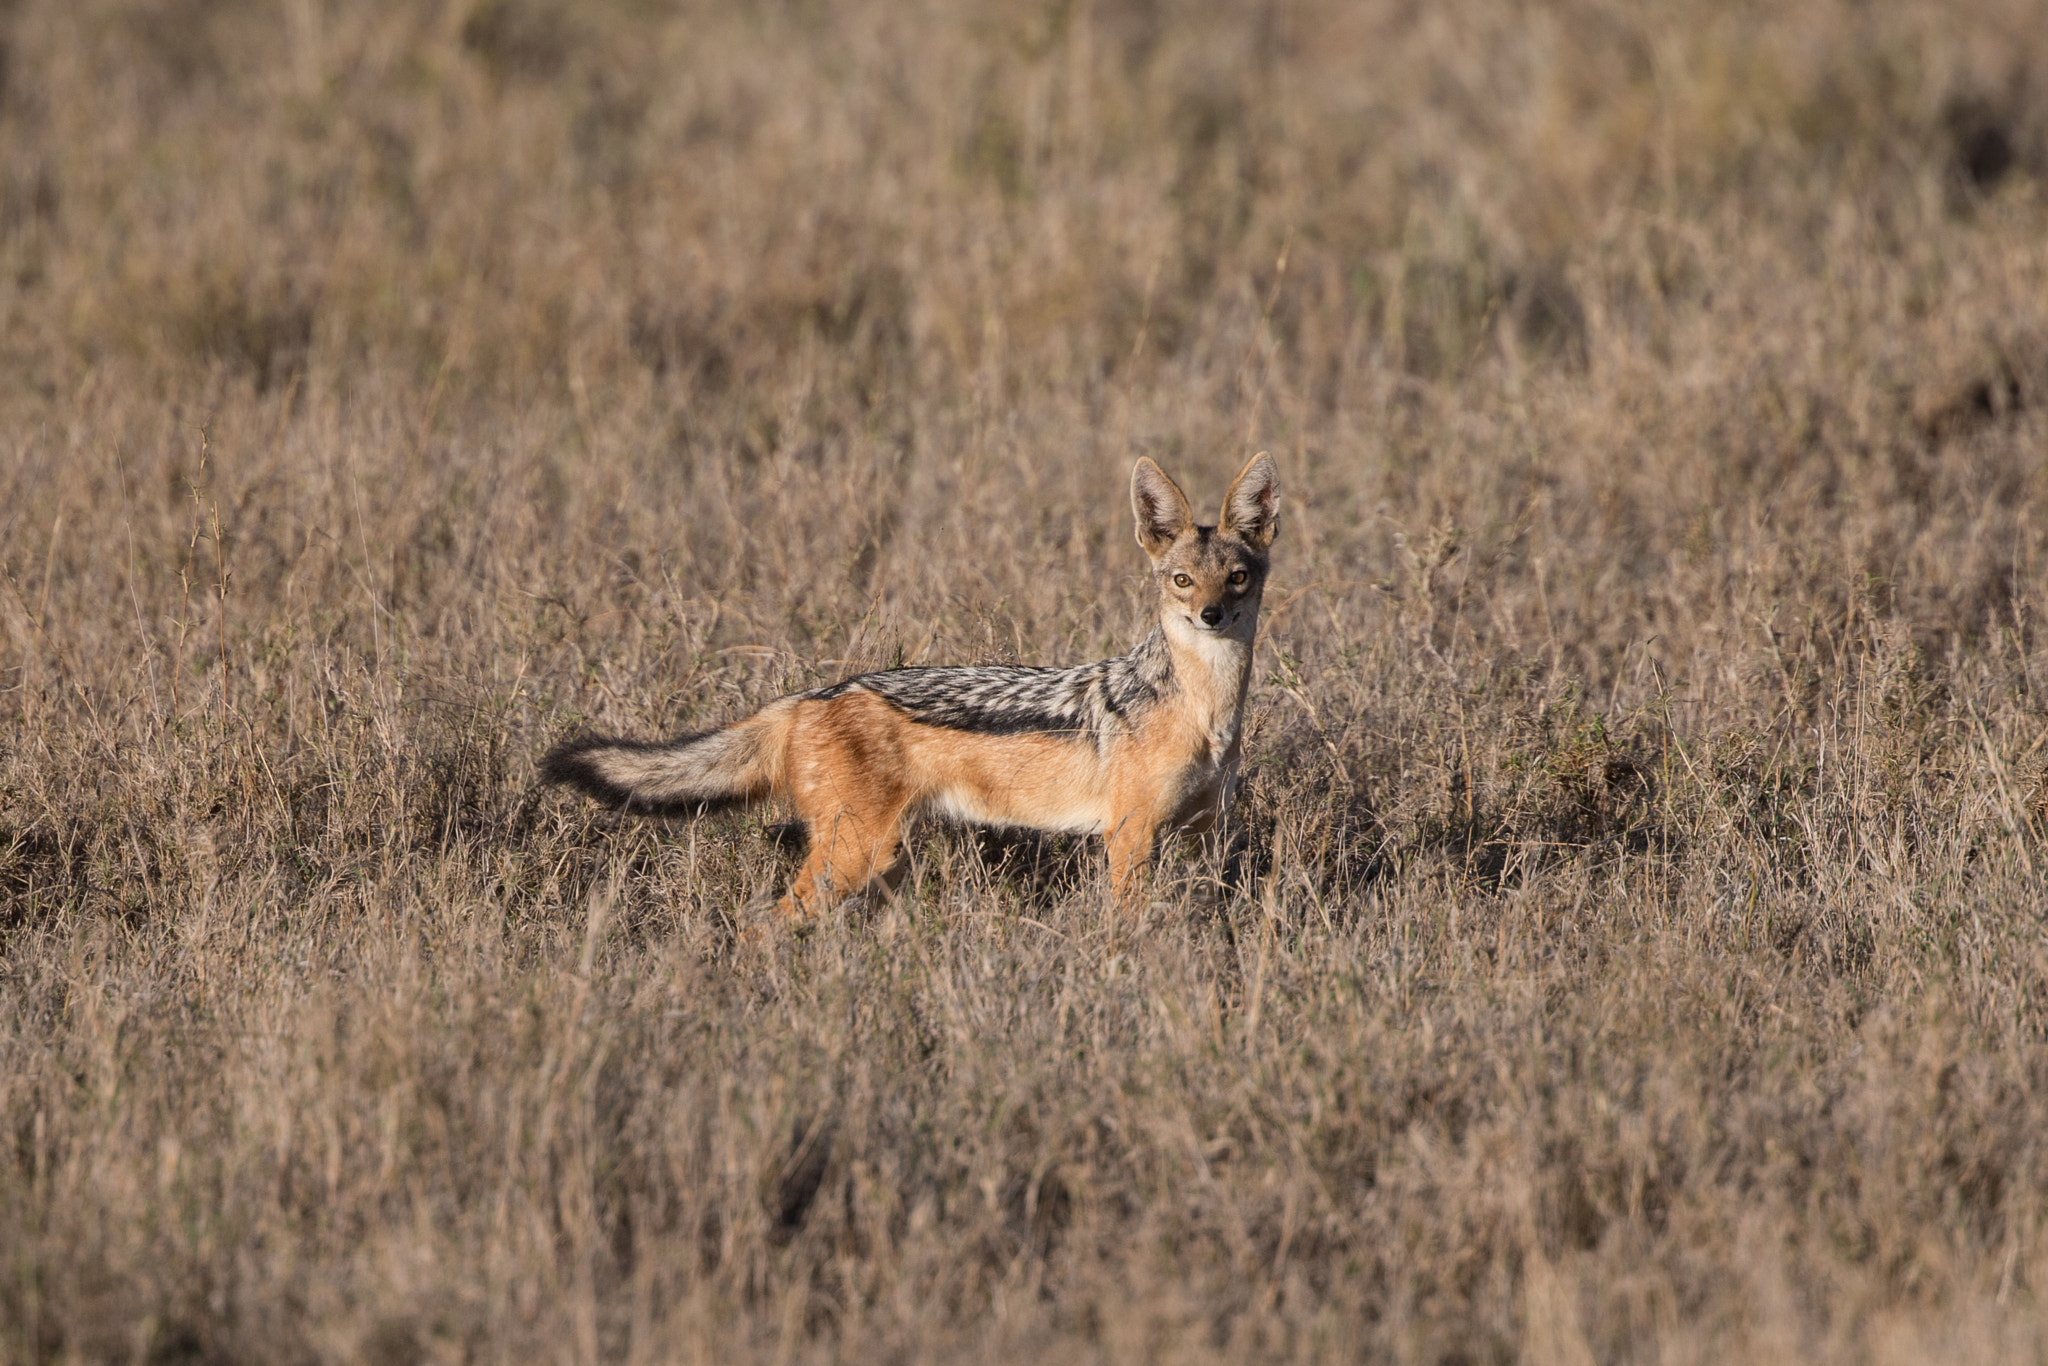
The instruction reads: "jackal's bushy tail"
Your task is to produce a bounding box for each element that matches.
[541,698,797,813]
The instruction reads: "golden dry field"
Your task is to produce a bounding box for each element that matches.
[4,0,2048,1360]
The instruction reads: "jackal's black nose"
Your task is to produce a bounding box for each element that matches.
[1200,605,1224,627]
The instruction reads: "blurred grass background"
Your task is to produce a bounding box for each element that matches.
[4,0,2048,1360]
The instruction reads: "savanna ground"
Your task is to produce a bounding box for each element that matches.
[4,1,2048,1360]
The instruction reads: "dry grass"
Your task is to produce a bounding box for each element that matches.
[5,0,2048,1360]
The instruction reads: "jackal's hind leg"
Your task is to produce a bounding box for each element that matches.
[774,806,908,920]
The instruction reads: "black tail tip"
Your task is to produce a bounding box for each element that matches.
[540,733,616,793]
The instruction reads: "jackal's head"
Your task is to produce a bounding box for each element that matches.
[1131,452,1279,643]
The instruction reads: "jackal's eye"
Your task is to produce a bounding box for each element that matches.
[1173,573,1193,589]
[1228,570,1248,586]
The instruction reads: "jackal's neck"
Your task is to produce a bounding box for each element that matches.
[1109,627,1176,701]
[1147,609,1259,749]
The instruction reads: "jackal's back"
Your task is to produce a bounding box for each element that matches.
[810,630,1175,744]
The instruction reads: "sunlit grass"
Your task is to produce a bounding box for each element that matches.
[3,0,2047,1360]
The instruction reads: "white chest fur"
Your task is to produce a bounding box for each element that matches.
[1166,618,1254,757]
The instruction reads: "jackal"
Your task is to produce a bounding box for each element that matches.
[543,453,1280,919]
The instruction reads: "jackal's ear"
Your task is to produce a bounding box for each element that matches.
[1220,451,1280,552]
[1131,458,1195,560]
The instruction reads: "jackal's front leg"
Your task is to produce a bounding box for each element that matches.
[1104,814,1160,912]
